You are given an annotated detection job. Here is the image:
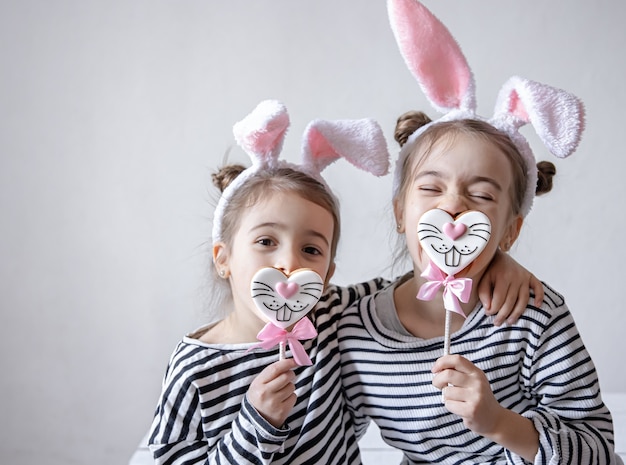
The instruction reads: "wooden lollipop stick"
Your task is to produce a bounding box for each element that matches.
[442,310,454,401]
[443,309,452,356]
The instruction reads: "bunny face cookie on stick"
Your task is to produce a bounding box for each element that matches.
[417,209,491,277]
[249,267,324,364]
[251,267,324,329]
[416,208,491,356]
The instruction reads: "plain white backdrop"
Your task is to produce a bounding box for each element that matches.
[1,1,625,463]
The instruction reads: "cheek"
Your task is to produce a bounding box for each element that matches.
[491,211,516,244]
[415,247,429,268]
[408,235,431,269]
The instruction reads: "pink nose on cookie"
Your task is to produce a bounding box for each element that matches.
[443,222,467,240]
[276,282,299,299]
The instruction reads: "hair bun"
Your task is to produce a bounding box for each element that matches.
[394,111,432,147]
[536,160,556,196]
[212,164,247,193]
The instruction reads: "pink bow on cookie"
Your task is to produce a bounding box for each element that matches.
[417,261,472,318]
[250,319,318,366]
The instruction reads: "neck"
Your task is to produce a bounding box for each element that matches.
[198,298,267,344]
[224,310,267,342]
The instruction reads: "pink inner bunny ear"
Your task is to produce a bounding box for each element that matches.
[302,119,390,177]
[304,125,341,173]
[232,100,290,164]
[388,0,475,113]
[493,77,585,159]
[507,90,531,122]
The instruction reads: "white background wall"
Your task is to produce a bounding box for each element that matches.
[1,1,624,464]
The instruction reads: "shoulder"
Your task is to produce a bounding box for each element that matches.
[539,282,566,311]
[162,339,224,386]
[514,281,577,339]
[161,336,269,390]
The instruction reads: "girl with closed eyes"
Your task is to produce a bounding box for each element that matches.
[338,1,621,463]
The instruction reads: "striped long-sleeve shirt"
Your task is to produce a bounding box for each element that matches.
[338,279,621,464]
[148,278,387,465]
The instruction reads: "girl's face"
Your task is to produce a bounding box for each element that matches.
[214,191,336,321]
[395,132,523,280]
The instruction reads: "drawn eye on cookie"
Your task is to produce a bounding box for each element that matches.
[418,209,491,276]
[250,268,324,329]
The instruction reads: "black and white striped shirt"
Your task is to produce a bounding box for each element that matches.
[338,279,620,464]
[149,278,387,464]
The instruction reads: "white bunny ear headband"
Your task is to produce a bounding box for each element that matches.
[388,0,585,216]
[211,99,390,243]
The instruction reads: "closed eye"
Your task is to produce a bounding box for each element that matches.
[419,185,442,194]
[470,192,494,201]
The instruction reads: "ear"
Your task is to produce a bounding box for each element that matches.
[212,242,230,275]
[393,197,405,233]
[500,216,523,251]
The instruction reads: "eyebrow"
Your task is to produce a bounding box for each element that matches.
[415,170,503,191]
[249,222,331,246]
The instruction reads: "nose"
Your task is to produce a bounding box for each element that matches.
[437,193,470,218]
[275,248,302,276]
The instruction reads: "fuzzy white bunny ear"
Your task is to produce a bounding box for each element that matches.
[213,100,390,243]
[232,100,290,165]
[387,0,475,114]
[301,119,389,177]
[492,76,585,159]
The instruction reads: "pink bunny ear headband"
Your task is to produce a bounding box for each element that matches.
[388,0,585,217]
[211,99,390,243]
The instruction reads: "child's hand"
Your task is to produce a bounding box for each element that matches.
[432,354,505,437]
[247,358,298,428]
[477,250,544,326]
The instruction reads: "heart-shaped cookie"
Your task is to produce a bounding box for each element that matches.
[250,267,324,329]
[417,209,491,276]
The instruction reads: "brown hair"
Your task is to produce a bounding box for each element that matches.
[394,111,556,216]
[212,164,341,260]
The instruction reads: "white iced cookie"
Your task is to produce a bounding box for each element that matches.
[418,209,491,276]
[250,267,324,329]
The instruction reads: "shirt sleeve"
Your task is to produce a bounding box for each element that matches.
[505,298,619,465]
[327,277,389,309]
[324,278,389,440]
[337,296,375,441]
